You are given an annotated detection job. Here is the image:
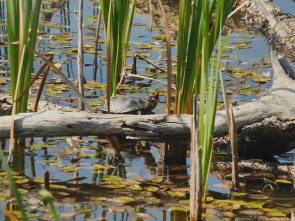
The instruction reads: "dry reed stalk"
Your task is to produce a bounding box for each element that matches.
[219,71,239,188]
[229,107,239,188]
[78,0,85,110]
[8,46,26,163]
[190,96,202,220]
[94,9,102,78]
[157,0,171,115]
[106,1,112,114]
[33,55,54,112]
[26,46,95,113]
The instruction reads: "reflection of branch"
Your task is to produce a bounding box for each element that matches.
[40,0,68,23]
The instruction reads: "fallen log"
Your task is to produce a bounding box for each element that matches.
[241,0,295,57]
[0,112,191,140]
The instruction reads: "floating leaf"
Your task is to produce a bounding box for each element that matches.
[152,34,166,40]
[168,191,185,198]
[40,8,59,13]
[266,210,286,217]
[76,208,92,213]
[15,179,29,184]
[229,200,248,206]
[231,192,247,197]
[90,197,107,201]
[249,86,262,91]
[85,15,98,23]
[239,209,264,216]
[275,179,292,184]
[116,196,135,202]
[248,201,265,209]
[248,194,269,200]
[179,199,190,204]
[103,175,123,184]
[129,184,142,191]
[102,184,125,189]
[62,167,79,172]
[108,207,125,213]
[92,164,112,170]
[78,153,96,158]
[18,188,28,195]
[55,191,70,196]
[150,177,163,184]
[84,25,96,30]
[241,35,255,39]
[146,186,159,192]
[202,213,214,218]
[169,207,188,212]
[39,160,58,164]
[223,211,235,217]
[49,184,67,190]
[0,195,6,201]
[29,143,52,150]
[145,197,161,204]
[237,44,251,49]
[236,84,251,90]
[123,180,140,186]
[230,72,243,78]
[238,90,252,96]
[232,40,251,44]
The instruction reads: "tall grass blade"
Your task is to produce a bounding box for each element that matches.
[6,0,42,113]
[175,0,235,114]
[0,150,28,220]
[100,0,135,96]
[39,189,60,221]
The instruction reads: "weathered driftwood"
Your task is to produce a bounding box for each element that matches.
[0,112,191,140]
[215,35,295,157]
[242,0,295,56]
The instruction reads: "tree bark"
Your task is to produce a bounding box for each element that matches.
[241,0,295,57]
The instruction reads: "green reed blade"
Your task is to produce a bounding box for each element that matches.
[100,0,135,96]
[39,189,60,221]
[0,150,28,221]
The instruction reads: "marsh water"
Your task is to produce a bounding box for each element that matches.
[0,0,295,220]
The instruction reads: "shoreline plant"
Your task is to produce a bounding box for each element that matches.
[174,0,236,197]
[6,0,41,114]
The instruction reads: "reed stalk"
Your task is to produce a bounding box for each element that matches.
[6,0,41,113]
[175,0,235,198]
[0,150,27,220]
[100,0,136,97]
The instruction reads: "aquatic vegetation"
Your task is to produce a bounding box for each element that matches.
[100,0,136,97]
[6,0,41,113]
